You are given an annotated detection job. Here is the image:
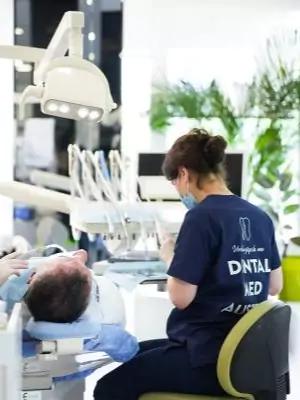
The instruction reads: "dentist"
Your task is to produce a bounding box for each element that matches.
[94,128,283,400]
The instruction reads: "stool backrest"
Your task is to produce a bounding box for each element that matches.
[217,300,291,400]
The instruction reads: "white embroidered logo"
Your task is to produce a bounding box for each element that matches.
[239,217,251,241]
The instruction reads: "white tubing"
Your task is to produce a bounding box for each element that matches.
[30,170,71,192]
[0,181,70,214]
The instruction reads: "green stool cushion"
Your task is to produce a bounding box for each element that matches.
[140,393,243,400]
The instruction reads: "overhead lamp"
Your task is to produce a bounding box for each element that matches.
[78,107,89,118]
[15,27,24,36]
[58,103,70,114]
[88,52,95,61]
[0,12,116,123]
[88,32,96,41]
[89,110,100,120]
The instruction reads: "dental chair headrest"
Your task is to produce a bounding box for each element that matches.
[25,277,103,340]
[25,275,126,341]
[22,251,125,341]
[25,312,102,340]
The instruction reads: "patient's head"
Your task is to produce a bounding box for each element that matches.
[24,250,92,323]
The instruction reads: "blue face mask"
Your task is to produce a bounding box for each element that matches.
[180,194,198,210]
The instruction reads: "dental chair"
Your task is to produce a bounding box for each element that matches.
[23,318,113,392]
[21,275,138,399]
[22,313,138,400]
[0,246,138,399]
[140,300,291,400]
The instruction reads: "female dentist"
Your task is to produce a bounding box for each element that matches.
[94,128,283,400]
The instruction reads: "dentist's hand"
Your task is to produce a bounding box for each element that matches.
[0,235,30,258]
[0,252,28,286]
[159,234,176,267]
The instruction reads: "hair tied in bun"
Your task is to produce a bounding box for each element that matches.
[203,135,227,166]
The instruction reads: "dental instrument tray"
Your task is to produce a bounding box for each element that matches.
[103,259,168,289]
[109,250,160,262]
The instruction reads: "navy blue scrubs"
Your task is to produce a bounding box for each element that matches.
[94,195,281,400]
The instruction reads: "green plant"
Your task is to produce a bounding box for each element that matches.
[253,31,300,116]
[150,80,241,146]
[150,81,206,132]
[206,81,241,145]
[246,31,300,231]
[248,121,299,232]
[149,31,300,235]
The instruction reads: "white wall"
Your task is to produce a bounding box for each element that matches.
[0,0,14,235]
[121,0,300,156]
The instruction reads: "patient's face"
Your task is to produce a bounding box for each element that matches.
[30,249,91,284]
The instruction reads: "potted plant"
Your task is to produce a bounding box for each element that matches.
[150,80,241,147]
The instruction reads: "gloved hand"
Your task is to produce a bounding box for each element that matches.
[0,252,28,286]
[159,233,175,267]
[0,235,30,258]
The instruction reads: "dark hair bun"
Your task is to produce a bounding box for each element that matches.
[203,135,227,166]
[162,128,228,180]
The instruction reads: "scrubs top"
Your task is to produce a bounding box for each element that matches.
[167,194,281,368]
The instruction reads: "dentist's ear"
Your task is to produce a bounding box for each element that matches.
[73,249,88,263]
[178,167,190,185]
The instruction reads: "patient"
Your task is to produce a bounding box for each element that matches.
[0,249,92,323]
[0,246,139,365]
[24,250,92,323]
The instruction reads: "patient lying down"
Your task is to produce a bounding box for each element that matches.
[25,250,92,322]
[0,249,125,325]
[0,249,138,363]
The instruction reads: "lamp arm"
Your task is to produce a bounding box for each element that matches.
[0,45,45,63]
[34,11,84,85]
[0,11,84,84]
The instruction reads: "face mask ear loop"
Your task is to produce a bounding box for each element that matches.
[186,170,192,197]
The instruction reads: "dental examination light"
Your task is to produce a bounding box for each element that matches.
[0,12,116,122]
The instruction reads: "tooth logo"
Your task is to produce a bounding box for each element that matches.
[239,217,251,241]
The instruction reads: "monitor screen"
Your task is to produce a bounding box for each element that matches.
[138,152,244,200]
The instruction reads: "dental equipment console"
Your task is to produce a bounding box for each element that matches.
[0,11,182,256]
[94,150,246,285]
[68,145,183,256]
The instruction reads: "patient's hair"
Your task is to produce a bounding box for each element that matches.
[24,262,91,323]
